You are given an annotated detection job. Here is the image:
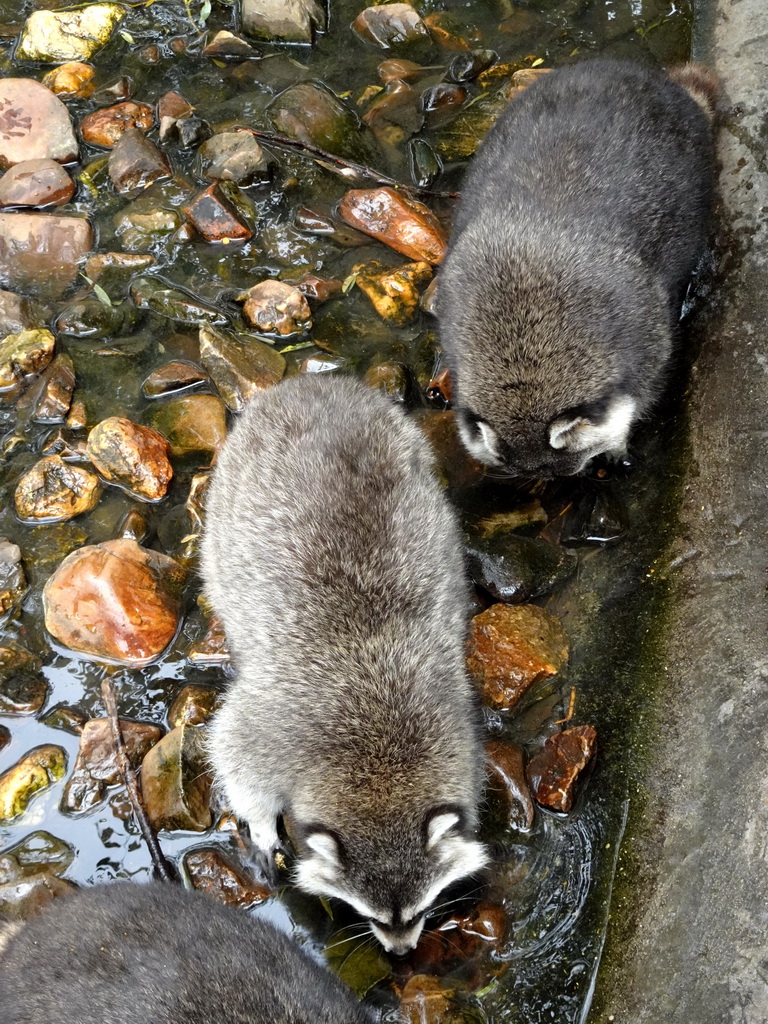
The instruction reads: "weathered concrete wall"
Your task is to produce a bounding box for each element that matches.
[591,1,768,1021]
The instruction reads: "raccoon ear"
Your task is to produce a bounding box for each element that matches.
[424,805,465,850]
[303,828,344,868]
[549,395,637,454]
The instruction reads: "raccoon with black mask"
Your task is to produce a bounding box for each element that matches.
[438,58,717,477]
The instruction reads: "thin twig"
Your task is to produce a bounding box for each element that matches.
[232,126,461,200]
[101,675,175,883]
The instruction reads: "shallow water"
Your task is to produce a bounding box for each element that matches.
[0,1,693,1020]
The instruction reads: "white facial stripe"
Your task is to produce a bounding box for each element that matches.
[293,861,384,921]
[401,838,489,920]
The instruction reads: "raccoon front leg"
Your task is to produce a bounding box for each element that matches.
[226,782,284,884]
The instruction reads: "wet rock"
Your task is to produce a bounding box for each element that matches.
[294,205,370,247]
[420,276,438,317]
[513,67,552,88]
[55,299,137,339]
[238,280,312,336]
[292,272,342,305]
[268,81,379,165]
[65,400,87,430]
[400,976,462,1024]
[0,867,75,920]
[168,685,219,728]
[116,507,150,543]
[0,160,75,208]
[187,609,230,667]
[467,604,569,713]
[2,831,74,878]
[14,456,101,523]
[363,361,412,402]
[42,704,87,734]
[157,90,193,143]
[41,61,96,100]
[242,0,326,43]
[353,4,429,48]
[527,725,597,813]
[408,138,441,189]
[129,276,226,325]
[108,129,172,193]
[0,644,37,683]
[419,410,486,490]
[362,80,421,135]
[446,50,498,83]
[32,352,75,422]
[60,717,163,814]
[185,847,270,907]
[140,722,212,832]
[142,360,207,398]
[0,290,38,336]
[17,5,125,62]
[433,85,515,161]
[561,487,628,545]
[354,259,432,324]
[425,365,452,404]
[0,745,67,822]
[412,903,507,979]
[338,187,447,264]
[0,79,78,168]
[43,538,184,667]
[465,531,576,604]
[114,203,182,252]
[300,353,348,374]
[485,739,534,831]
[177,116,213,150]
[39,428,89,461]
[0,327,54,389]
[0,539,26,617]
[423,12,478,51]
[0,662,47,715]
[85,251,155,283]
[185,183,253,243]
[0,213,92,297]
[377,58,431,84]
[197,132,270,186]
[203,30,256,58]
[86,417,172,501]
[199,323,286,412]
[325,925,391,997]
[476,504,548,537]
[80,101,154,149]
[149,394,227,460]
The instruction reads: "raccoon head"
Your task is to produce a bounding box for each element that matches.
[456,393,637,478]
[293,806,488,955]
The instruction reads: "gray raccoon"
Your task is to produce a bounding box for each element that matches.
[437,58,717,476]
[201,375,487,954]
[0,882,371,1024]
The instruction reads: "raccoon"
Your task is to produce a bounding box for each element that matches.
[437,58,717,477]
[0,882,371,1024]
[201,375,487,954]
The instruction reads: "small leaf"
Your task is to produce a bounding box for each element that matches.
[342,272,359,294]
[199,0,212,26]
[119,29,135,43]
[531,57,544,67]
[320,896,334,919]
[92,283,113,308]
[277,341,314,354]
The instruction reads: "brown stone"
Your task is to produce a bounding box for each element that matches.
[0,539,26,617]
[43,538,184,667]
[338,187,447,264]
[0,745,67,823]
[85,251,155,281]
[0,159,75,208]
[423,12,474,50]
[80,101,154,149]
[157,90,193,143]
[60,717,163,813]
[168,685,219,728]
[412,903,507,978]
[425,366,453,405]
[140,723,212,832]
[86,417,173,501]
[0,328,54,390]
[419,409,486,490]
[352,4,429,47]
[184,848,270,907]
[527,725,597,813]
[400,976,461,1024]
[187,611,230,666]
[239,280,312,336]
[185,183,253,243]
[202,30,255,58]
[148,393,227,459]
[142,360,207,398]
[14,455,101,523]
[41,62,96,100]
[354,259,432,324]
[0,79,78,168]
[485,739,534,831]
[198,324,286,412]
[0,290,38,336]
[32,352,75,422]
[513,67,552,88]
[0,213,92,296]
[108,128,171,193]
[65,399,87,430]
[197,131,269,185]
[377,58,431,84]
[466,604,569,713]
[292,272,342,305]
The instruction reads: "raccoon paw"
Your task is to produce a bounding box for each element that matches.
[249,840,288,887]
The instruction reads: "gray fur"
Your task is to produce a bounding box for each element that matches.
[438,58,717,476]
[201,375,487,953]
[0,882,371,1024]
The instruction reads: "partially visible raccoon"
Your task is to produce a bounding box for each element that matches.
[438,58,717,477]
[0,882,371,1024]
[201,375,488,955]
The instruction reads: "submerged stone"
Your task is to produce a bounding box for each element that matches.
[399,976,463,1024]
[239,280,312,336]
[197,132,270,185]
[446,50,498,83]
[203,30,256,58]
[0,213,92,297]
[419,410,486,490]
[41,62,96,100]
[408,138,441,189]
[80,101,154,149]
[168,685,219,728]
[199,323,286,412]
[149,393,227,459]
[353,4,429,48]
[43,538,184,667]
[527,725,597,813]
[185,183,253,243]
[32,352,75,422]
[184,847,270,907]
[242,0,326,43]
[0,831,76,920]
[17,5,125,62]
[140,722,212,832]
[0,745,66,823]
[292,272,342,305]
[465,531,577,604]
[60,717,163,814]
[142,360,208,398]
[363,361,412,403]
[114,205,182,252]
[86,417,172,501]
[0,673,47,716]
[411,902,507,978]
[268,81,379,165]
[561,487,628,545]
[129,276,225,324]
[0,80,78,168]
[467,603,569,713]
[14,455,101,523]
[354,259,432,324]
[108,129,171,193]
[0,328,54,390]
[338,187,447,264]
[0,539,26,617]
[187,610,230,667]
[55,299,136,339]
[0,160,75,209]
[485,739,534,831]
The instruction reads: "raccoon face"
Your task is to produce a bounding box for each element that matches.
[457,394,637,478]
[293,808,488,955]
